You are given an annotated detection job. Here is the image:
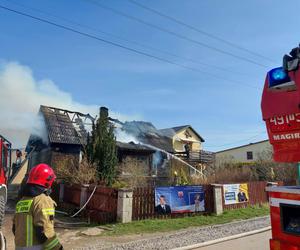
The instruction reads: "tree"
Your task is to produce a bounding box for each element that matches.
[87,107,118,186]
[255,149,297,183]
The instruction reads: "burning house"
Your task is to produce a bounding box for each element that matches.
[121,121,174,152]
[116,141,155,184]
[159,125,215,166]
[120,122,215,175]
[26,106,157,182]
[26,105,95,170]
[26,105,215,185]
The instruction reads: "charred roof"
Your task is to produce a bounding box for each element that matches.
[121,121,174,153]
[41,106,83,145]
[28,106,203,155]
[117,141,155,154]
[27,105,95,150]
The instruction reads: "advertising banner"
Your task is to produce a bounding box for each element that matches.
[223,183,249,205]
[155,186,205,214]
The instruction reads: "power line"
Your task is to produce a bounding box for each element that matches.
[127,0,275,63]
[84,0,268,68]
[0,4,259,90]
[4,0,253,77]
[205,131,267,149]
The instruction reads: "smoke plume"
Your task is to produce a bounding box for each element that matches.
[114,128,139,144]
[0,61,136,148]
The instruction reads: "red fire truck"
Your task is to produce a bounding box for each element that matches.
[262,46,300,249]
[0,135,11,227]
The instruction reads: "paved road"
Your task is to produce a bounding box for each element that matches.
[195,230,271,250]
[3,208,271,250]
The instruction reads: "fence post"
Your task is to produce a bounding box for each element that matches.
[212,184,223,215]
[117,188,133,223]
[80,184,89,208]
[59,183,65,202]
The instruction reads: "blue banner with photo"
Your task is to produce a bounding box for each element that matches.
[223,183,249,205]
[154,186,205,214]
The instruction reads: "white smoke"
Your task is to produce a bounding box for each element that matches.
[114,127,139,144]
[0,61,138,148]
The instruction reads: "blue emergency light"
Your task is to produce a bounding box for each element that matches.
[268,67,295,90]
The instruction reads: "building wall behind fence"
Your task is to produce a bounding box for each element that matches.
[51,150,80,170]
[216,140,271,163]
[28,148,52,170]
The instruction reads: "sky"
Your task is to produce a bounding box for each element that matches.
[0,0,300,151]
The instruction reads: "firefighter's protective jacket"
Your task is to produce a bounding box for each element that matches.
[14,190,62,250]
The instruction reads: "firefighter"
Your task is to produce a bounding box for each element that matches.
[13,163,63,250]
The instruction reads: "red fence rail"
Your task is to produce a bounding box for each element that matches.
[63,184,81,205]
[86,186,118,223]
[56,184,118,224]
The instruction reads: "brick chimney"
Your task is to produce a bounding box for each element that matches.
[100,106,109,119]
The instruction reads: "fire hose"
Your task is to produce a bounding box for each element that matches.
[71,185,97,218]
[55,185,97,227]
[0,232,5,250]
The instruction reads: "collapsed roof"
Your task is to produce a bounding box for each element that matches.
[26,105,95,151]
[117,141,155,154]
[27,106,205,155]
[121,121,174,153]
[28,106,163,153]
[40,105,94,145]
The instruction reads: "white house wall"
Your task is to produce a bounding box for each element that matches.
[173,128,202,152]
[216,140,272,163]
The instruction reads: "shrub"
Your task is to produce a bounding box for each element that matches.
[117,159,149,188]
[213,149,298,184]
[56,157,97,185]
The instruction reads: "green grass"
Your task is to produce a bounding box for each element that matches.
[101,204,270,236]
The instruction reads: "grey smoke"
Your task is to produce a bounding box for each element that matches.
[0,61,139,147]
[114,127,139,144]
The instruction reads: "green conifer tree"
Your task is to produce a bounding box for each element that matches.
[87,107,117,186]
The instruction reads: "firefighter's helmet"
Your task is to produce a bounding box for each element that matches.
[27,163,56,188]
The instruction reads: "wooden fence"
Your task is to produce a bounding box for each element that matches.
[132,184,214,221]
[55,184,118,224]
[63,184,81,205]
[222,181,283,210]
[86,186,118,223]
[53,181,276,223]
[132,181,273,220]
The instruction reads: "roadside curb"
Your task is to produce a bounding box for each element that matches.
[171,226,271,250]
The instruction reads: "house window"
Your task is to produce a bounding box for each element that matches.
[246,151,253,160]
[184,130,192,138]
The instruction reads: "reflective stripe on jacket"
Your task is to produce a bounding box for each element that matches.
[14,193,60,249]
